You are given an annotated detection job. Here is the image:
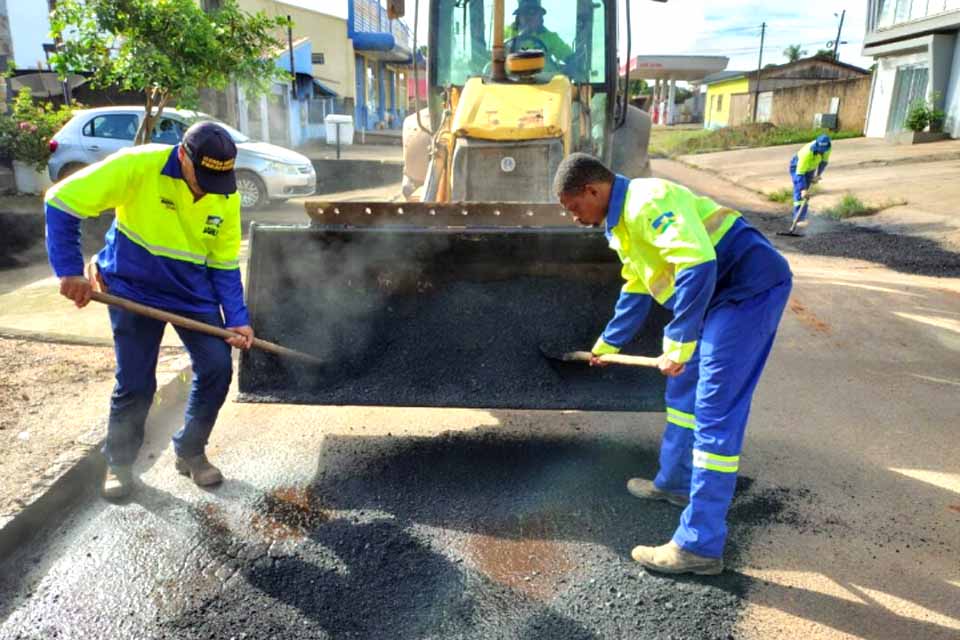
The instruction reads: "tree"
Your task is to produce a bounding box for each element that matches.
[814,48,835,59]
[783,44,807,63]
[50,0,289,145]
[628,78,648,98]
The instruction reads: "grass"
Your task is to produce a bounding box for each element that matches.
[651,123,862,158]
[766,184,823,203]
[823,193,907,219]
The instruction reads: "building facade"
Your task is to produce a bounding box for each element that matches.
[349,0,413,131]
[703,73,750,129]
[703,58,871,131]
[862,0,960,138]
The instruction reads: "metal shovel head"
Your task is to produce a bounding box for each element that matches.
[239,220,667,411]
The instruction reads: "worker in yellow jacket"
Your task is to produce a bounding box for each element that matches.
[45,122,253,499]
[554,153,793,575]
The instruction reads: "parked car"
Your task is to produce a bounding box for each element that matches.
[47,106,316,208]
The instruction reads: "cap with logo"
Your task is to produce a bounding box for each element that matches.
[182,121,238,195]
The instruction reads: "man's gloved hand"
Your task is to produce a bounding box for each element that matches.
[800,189,809,200]
[812,176,821,184]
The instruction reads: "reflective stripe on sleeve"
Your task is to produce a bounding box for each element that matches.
[206,258,240,270]
[48,196,86,219]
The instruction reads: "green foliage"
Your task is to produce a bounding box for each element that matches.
[783,44,807,63]
[766,187,793,203]
[905,99,931,132]
[0,89,77,171]
[825,193,874,219]
[627,78,648,98]
[813,48,835,59]
[662,124,861,157]
[50,0,289,144]
[906,92,947,132]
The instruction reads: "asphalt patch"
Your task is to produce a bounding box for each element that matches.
[151,431,823,639]
[748,210,960,278]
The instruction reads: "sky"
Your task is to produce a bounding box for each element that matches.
[283,0,873,72]
[620,0,872,72]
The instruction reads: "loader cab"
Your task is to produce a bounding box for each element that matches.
[430,0,617,163]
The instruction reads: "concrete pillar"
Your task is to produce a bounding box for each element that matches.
[667,78,677,125]
[653,79,662,123]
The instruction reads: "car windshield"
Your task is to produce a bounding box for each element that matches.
[434,0,607,86]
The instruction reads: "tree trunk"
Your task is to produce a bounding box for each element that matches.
[134,89,171,145]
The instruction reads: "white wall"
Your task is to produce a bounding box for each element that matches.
[8,0,51,69]
[865,49,929,137]
[946,34,960,137]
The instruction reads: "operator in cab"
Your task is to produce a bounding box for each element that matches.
[504,0,574,74]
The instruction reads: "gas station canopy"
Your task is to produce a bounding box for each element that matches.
[620,55,729,82]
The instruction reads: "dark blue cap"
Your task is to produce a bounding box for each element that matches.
[814,134,832,152]
[182,121,238,195]
[515,0,546,15]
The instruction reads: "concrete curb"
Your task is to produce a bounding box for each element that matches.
[0,351,192,562]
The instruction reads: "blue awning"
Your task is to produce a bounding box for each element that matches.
[275,38,314,76]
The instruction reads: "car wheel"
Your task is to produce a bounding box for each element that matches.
[57,163,87,181]
[236,171,267,209]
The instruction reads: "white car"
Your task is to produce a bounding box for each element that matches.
[48,106,316,208]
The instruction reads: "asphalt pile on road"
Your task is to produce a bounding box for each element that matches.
[749,211,960,277]
[241,276,668,411]
[154,430,822,639]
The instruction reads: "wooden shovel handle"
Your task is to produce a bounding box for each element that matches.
[563,351,660,368]
[89,291,323,365]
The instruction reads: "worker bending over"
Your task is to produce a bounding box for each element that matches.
[789,134,831,225]
[554,153,792,575]
[45,122,253,499]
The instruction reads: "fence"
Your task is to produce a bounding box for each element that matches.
[308,97,349,124]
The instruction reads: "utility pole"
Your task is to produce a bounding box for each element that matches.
[752,22,766,124]
[833,10,846,61]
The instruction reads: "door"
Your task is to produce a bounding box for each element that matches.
[887,65,929,133]
[80,112,139,162]
[756,91,773,123]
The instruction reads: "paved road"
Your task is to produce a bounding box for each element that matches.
[1,181,958,639]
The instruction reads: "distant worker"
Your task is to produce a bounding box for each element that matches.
[504,0,573,73]
[787,133,831,231]
[553,153,793,575]
[45,122,254,500]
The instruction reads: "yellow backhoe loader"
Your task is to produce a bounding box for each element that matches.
[238,0,668,411]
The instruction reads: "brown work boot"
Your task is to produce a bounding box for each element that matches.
[102,465,134,500]
[175,454,223,487]
[626,478,689,507]
[631,541,723,575]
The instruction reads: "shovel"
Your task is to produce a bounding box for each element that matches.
[539,345,659,368]
[776,192,809,238]
[89,291,324,365]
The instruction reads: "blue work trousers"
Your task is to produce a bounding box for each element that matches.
[104,306,233,468]
[653,279,792,558]
[789,157,810,222]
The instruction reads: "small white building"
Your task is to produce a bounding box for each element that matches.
[862,0,960,138]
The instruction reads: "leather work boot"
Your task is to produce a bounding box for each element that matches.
[175,454,224,487]
[631,541,724,575]
[102,466,134,500]
[626,478,690,507]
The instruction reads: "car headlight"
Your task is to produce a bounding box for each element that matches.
[264,161,300,175]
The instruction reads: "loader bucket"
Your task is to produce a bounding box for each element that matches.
[238,202,667,411]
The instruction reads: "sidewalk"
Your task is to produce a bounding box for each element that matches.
[677,137,960,249]
[300,141,402,162]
